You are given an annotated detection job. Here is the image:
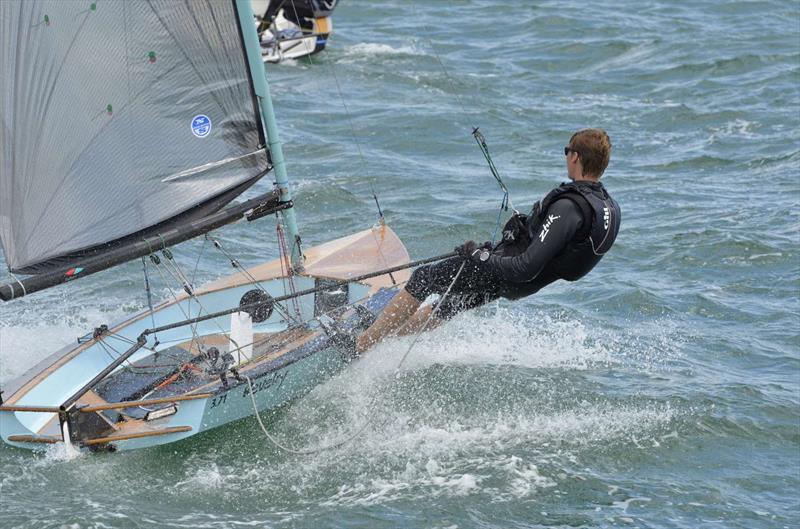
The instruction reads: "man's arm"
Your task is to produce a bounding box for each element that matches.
[484,198,583,283]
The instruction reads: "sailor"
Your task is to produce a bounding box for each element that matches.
[337,128,621,354]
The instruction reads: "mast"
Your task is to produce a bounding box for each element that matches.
[236,0,303,270]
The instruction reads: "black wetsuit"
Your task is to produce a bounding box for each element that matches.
[405,181,621,319]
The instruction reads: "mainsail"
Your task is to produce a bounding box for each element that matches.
[0,0,271,275]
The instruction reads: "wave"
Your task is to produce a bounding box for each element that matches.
[339,42,419,63]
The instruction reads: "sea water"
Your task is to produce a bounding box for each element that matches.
[1,1,798,527]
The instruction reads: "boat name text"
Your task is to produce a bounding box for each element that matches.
[242,371,288,398]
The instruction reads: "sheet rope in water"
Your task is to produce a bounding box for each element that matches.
[245,260,468,455]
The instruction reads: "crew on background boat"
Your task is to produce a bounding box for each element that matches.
[344,128,621,353]
[253,0,340,62]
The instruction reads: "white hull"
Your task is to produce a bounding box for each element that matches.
[258,12,332,63]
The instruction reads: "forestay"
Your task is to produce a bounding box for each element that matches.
[0,0,269,274]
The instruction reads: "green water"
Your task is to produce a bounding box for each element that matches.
[1,1,798,527]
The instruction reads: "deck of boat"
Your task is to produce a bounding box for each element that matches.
[1,226,410,450]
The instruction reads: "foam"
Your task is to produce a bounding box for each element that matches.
[709,118,761,141]
[230,349,677,508]
[175,461,225,490]
[344,306,683,377]
[42,441,84,462]
[397,307,615,370]
[2,305,679,511]
[0,306,129,383]
[218,307,682,505]
[339,42,419,63]
[303,401,673,506]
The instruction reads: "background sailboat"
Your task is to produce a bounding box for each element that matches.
[252,0,340,63]
[0,0,407,452]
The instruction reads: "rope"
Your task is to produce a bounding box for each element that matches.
[208,235,296,324]
[277,223,303,321]
[393,261,466,369]
[107,331,184,367]
[472,128,517,243]
[158,253,253,369]
[7,272,26,298]
[244,374,321,455]
[409,1,516,242]
[141,257,159,344]
[287,0,388,246]
[159,243,194,296]
[246,260,467,455]
[410,1,470,117]
[95,334,144,371]
[147,252,213,369]
[472,128,516,213]
[190,236,208,287]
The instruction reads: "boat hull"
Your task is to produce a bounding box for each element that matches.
[259,13,332,63]
[90,330,348,451]
[0,226,409,452]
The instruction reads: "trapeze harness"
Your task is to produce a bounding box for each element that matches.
[492,181,621,298]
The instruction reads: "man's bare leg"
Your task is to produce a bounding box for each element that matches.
[394,304,446,336]
[355,289,421,352]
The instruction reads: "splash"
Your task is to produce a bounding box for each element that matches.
[205,308,682,507]
[175,461,225,490]
[232,396,677,508]
[346,306,683,376]
[339,42,419,63]
[42,440,83,462]
[0,306,129,383]
[397,307,615,370]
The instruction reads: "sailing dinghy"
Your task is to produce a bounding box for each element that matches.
[251,0,339,63]
[0,0,406,453]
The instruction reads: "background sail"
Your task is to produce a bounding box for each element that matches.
[0,0,269,274]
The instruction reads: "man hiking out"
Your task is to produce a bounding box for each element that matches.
[327,128,621,355]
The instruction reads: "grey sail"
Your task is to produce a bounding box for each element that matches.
[0,0,270,274]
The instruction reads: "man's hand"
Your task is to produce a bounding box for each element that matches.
[455,240,492,260]
[455,240,478,257]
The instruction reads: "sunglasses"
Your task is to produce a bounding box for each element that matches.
[564,146,579,156]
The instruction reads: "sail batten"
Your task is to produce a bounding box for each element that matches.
[161,148,267,183]
[0,0,270,274]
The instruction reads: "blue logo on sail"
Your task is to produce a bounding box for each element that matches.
[191,115,212,138]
